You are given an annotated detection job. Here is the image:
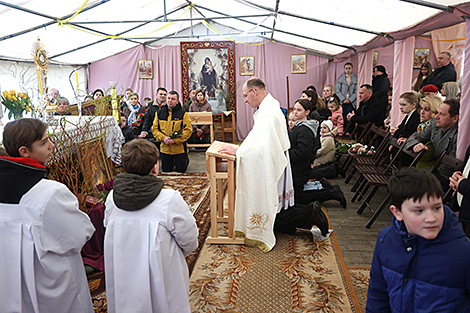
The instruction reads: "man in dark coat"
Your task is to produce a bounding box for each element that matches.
[420,51,457,90]
[346,84,385,129]
[138,87,167,143]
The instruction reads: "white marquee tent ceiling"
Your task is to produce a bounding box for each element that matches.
[0,0,469,65]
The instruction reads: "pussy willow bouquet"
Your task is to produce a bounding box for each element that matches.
[1,90,32,119]
[169,124,186,139]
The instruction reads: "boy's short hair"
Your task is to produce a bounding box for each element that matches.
[388,167,443,210]
[121,139,159,175]
[3,118,47,157]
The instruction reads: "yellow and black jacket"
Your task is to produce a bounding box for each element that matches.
[152,103,192,155]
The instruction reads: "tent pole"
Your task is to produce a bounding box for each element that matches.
[70,14,273,24]
[0,0,110,42]
[163,0,167,22]
[398,0,453,13]
[271,0,280,41]
[190,3,194,37]
[50,4,189,60]
[193,4,356,52]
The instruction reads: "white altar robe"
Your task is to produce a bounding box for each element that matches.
[104,189,199,313]
[234,93,291,252]
[0,179,95,313]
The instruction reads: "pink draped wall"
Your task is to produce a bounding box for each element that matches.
[432,23,465,80]
[457,19,470,160]
[89,45,181,101]
[391,37,415,127]
[357,51,373,87]
[235,42,330,139]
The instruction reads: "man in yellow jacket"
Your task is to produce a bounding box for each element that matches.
[152,91,192,172]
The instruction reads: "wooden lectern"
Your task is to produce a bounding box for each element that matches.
[187,112,214,148]
[205,141,244,244]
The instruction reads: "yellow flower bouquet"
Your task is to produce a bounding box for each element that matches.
[1,90,32,119]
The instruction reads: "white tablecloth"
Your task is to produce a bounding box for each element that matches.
[48,116,124,164]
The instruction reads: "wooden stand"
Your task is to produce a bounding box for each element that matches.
[187,112,214,148]
[221,111,237,142]
[205,141,244,244]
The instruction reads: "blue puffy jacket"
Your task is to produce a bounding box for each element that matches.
[367,205,470,312]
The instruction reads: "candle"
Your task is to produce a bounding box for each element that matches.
[37,68,42,94]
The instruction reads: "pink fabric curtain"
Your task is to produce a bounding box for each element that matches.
[374,44,395,83]
[89,45,181,101]
[147,46,182,97]
[89,45,147,97]
[390,37,415,128]
[431,22,465,80]
[236,42,329,139]
[234,44,265,140]
[357,50,373,88]
[456,19,470,160]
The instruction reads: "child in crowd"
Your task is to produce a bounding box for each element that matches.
[0,118,95,313]
[288,111,296,131]
[327,97,343,136]
[313,120,336,167]
[119,113,135,144]
[367,167,470,312]
[104,139,198,313]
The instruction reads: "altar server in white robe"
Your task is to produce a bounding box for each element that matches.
[219,78,294,252]
[104,139,198,313]
[0,118,95,313]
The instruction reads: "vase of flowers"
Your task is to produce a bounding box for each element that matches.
[1,90,32,119]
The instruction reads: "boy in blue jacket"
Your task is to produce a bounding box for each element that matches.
[367,167,470,312]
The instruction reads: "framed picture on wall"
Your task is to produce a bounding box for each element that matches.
[413,48,430,68]
[373,51,379,68]
[240,56,254,76]
[180,41,236,114]
[138,60,153,79]
[291,54,306,74]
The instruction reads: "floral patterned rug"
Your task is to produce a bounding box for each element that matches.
[88,172,213,313]
[348,267,370,312]
[189,209,363,313]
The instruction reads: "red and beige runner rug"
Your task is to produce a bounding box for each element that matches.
[189,208,364,313]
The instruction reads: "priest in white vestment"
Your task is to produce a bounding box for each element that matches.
[219,78,294,252]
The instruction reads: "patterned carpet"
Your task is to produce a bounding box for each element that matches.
[88,172,213,313]
[189,208,364,313]
[348,267,370,312]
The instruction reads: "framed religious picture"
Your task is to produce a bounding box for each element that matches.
[373,51,379,68]
[413,48,430,68]
[138,60,153,79]
[291,54,306,74]
[181,41,236,114]
[240,56,254,76]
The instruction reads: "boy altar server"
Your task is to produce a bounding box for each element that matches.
[104,139,198,313]
[0,118,95,313]
[367,167,470,312]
